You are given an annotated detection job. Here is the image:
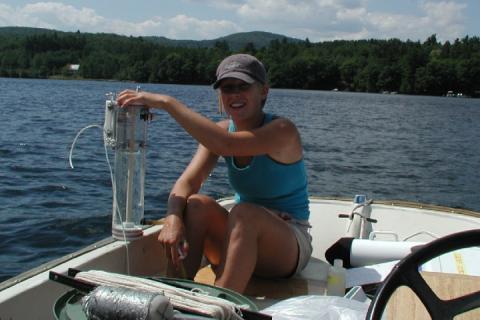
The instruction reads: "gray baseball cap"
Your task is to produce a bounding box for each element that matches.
[213,54,266,89]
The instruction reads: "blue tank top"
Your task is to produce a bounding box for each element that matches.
[224,113,310,220]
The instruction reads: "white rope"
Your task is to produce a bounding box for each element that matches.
[68,124,131,275]
[76,270,245,320]
[69,124,102,169]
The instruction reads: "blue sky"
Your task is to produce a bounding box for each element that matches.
[0,1,478,42]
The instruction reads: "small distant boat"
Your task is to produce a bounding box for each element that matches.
[446,90,467,98]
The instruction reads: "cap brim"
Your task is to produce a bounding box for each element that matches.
[213,71,256,89]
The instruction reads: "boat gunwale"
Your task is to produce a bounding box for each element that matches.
[0,237,116,292]
[307,196,480,219]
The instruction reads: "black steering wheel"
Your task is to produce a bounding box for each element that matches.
[366,229,480,320]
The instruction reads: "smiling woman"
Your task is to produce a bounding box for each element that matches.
[115,53,311,293]
[214,54,269,114]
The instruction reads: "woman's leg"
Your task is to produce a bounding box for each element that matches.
[214,203,299,293]
[182,194,229,278]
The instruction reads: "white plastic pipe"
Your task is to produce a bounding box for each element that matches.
[125,107,136,224]
[350,239,424,267]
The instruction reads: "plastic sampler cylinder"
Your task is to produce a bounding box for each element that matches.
[109,101,151,241]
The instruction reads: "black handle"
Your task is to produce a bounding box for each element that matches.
[49,270,95,293]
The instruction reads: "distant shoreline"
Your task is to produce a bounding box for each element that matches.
[2,75,477,98]
[1,29,479,97]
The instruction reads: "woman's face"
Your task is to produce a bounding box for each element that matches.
[218,78,268,124]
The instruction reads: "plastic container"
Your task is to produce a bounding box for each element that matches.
[105,94,152,241]
[327,259,346,296]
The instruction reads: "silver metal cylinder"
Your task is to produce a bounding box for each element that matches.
[82,286,174,320]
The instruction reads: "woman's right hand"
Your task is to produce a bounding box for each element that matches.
[158,214,189,267]
[117,89,172,110]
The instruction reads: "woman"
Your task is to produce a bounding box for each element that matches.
[117,54,312,293]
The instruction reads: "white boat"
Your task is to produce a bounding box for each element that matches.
[2,95,479,319]
[1,196,479,319]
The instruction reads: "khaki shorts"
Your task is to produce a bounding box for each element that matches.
[287,219,313,274]
[263,208,313,275]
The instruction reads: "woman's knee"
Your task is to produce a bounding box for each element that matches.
[186,194,215,210]
[228,203,261,226]
[184,194,215,221]
[184,195,228,251]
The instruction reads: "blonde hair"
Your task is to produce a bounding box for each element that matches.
[217,90,224,115]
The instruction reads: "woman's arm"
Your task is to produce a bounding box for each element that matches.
[159,142,219,265]
[116,91,302,161]
[167,143,219,218]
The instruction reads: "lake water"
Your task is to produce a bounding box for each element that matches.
[1,78,479,282]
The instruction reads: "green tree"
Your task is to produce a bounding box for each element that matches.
[339,58,362,91]
[377,65,402,92]
[242,42,257,55]
[0,29,479,96]
[355,63,381,92]
[158,53,187,83]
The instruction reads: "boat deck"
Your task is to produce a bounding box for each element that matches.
[195,263,480,319]
[194,257,329,309]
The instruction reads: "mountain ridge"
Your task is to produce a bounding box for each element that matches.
[144,31,302,50]
[0,27,302,50]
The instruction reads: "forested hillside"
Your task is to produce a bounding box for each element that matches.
[0,28,479,96]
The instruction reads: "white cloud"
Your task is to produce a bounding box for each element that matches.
[238,0,312,22]
[182,0,244,10]
[22,2,104,28]
[165,14,240,39]
[233,0,370,40]
[363,1,466,42]
[0,4,13,22]
[0,1,240,39]
[0,2,105,30]
[228,0,468,41]
[0,1,470,41]
[420,1,466,40]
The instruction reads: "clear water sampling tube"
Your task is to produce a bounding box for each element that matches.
[105,92,152,240]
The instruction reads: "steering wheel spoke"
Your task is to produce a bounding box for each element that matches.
[403,268,444,318]
[446,290,480,317]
